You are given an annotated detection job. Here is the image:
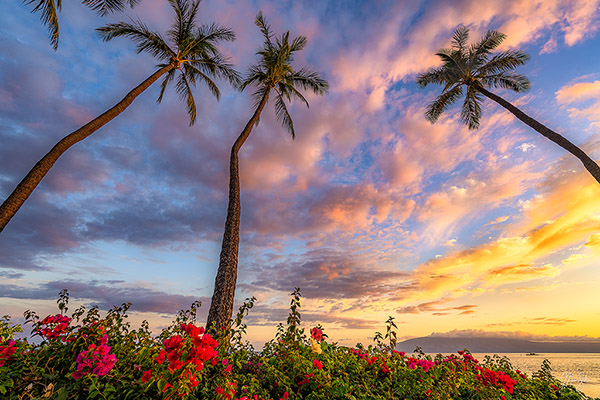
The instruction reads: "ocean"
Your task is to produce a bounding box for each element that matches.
[471,353,600,398]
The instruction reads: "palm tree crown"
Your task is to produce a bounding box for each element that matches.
[24,0,141,50]
[240,12,329,137]
[416,27,600,185]
[97,0,241,124]
[417,27,530,129]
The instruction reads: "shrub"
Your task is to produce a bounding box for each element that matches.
[0,289,593,399]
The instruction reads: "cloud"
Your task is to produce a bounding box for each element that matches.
[397,298,478,316]
[556,79,600,126]
[0,280,206,314]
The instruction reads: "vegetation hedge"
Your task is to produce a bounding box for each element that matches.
[0,289,595,399]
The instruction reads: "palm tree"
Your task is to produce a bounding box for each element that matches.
[0,0,240,233]
[416,27,600,185]
[206,12,328,332]
[24,0,141,50]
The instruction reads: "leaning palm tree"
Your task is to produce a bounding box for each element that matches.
[24,0,141,50]
[416,27,600,185]
[0,0,240,233]
[206,12,328,332]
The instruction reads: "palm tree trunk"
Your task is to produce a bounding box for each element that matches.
[476,85,600,185]
[206,91,270,333]
[0,65,174,233]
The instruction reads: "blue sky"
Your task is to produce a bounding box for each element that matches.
[1,0,600,347]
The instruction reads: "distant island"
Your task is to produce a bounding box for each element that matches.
[396,337,600,353]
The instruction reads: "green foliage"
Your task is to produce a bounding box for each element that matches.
[0,290,595,399]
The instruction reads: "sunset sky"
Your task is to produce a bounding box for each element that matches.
[1,0,599,348]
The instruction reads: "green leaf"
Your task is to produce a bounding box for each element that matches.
[57,386,69,400]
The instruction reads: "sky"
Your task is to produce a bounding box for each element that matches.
[1,0,599,348]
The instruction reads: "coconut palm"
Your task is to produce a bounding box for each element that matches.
[0,0,240,233]
[206,12,328,332]
[24,0,141,50]
[416,27,600,185]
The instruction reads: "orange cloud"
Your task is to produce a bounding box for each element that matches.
[410,155,600,301]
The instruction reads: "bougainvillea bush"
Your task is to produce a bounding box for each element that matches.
[0,289,594,399]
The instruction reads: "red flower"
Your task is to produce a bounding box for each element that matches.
[310,327,323,342]
[313,359,323,370]
[163,335,184,352]
[155,349,167,364]
[141,370,151,383]
[162,381,172,393]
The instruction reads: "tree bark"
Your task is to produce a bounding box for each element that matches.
[0,65,174,234]
[476,85,600,185]
[206,90,270,333]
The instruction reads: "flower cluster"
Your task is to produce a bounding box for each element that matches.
[0,338,17,367]
[36,314,71,340]
[476,367,517,394]
[154,324,219,373]
[151,323,220,397]
[406,356,438,372]
[72,334,116,379]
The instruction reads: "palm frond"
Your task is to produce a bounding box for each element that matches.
[424,84,463,124]
[480,72,530,92]
[239,65,267,91]
[82,0,140,16]
[460,86,484,129]
[287,68,329,95]
[96,21,174,61]
[451,26,469,53]
[274,94,295,138]
[281,83,309,108]
[189,55,241,87]
[182,0,200,43]
[477,50,530,76]
[175,73,197,125]
[157,68,177,103]
[182,62,221,100]
[255,11,273,45]
[289,35,307,53]
[198,23,236,42]
[470,30,505,66]
[167,0,189,46]
[25,0,62,50]
[416,66,454,88]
